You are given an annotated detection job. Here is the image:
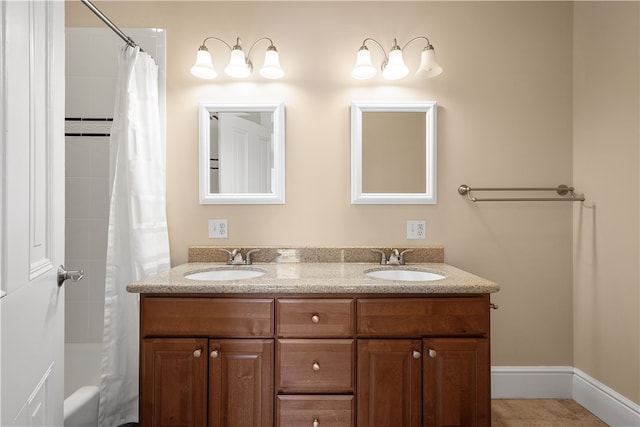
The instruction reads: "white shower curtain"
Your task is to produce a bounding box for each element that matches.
[99,45,170,427]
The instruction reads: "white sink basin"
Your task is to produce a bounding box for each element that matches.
[185,268,266,281]
[365,268,445,282]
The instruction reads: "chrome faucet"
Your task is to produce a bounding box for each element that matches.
[388,248,401,264]
[219,248,260,265]
[371,248,414,265]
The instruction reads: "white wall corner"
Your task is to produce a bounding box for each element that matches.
[572,368,640,427]
[492,366,640,427]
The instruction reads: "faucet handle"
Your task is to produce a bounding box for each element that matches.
[399,249,414,265]
[244,249,260,265]
[217,248,233,260]
[371,249,387,265]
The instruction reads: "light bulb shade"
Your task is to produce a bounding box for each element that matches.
[259,47,284,79]
[351,47,376,80]
[382,48,409,80]
[190,48,217,79]
[225,48,251,78]
[415,47,443,78]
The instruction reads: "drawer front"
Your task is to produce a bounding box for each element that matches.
[277,339,354,393]
[141,297,274,337]
[357,297,489,337]
[277,299,354,337]
[277,395,354,427]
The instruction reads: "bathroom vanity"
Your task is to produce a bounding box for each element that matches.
[128,248,499,427]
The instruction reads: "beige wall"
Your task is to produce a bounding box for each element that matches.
[573,2,640,404]
[66,1,637,403]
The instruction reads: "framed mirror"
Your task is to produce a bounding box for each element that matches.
[351,101,437,204]
[199,102,285,204]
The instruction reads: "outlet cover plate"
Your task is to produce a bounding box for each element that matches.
[407,220,426,239]
[209,219,228,238]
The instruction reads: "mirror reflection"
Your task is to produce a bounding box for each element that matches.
[199,102,285,204]
[351,101,437,204]
[362,111,426,193]
[209,111,274,194]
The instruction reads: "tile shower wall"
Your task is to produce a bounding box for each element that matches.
[65,136,109,343]
[65,28,165,343]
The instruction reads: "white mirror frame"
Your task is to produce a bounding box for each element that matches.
[199,102,285,204]
[351,101,437,204]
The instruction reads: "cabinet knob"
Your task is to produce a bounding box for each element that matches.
[311,314,320,323]
[313,419,319,427]
[312,362,320,371]
[193,349,202,358]
[210,350,219,359]
[428,349,437,358]
[412,350,421,359]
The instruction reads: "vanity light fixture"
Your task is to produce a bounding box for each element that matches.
[190,36,284,80]
[352,36,443,81]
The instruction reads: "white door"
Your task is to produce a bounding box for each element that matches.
[219,114,272,193]
[0,1,66,426]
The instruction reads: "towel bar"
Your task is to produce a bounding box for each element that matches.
[458,184,585,202]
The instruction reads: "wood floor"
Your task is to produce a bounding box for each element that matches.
[492,399,608,426]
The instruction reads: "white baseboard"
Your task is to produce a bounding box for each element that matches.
[492,366,640,427]
[491,366,574,399]
[572,368,640,427]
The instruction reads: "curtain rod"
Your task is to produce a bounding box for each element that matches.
[80,0,138,49]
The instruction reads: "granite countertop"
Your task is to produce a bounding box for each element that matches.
[126,262,500,295]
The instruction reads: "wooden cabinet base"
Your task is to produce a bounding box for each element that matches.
[140,294,491,427]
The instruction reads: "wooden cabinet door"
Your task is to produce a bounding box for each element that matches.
[357,339,422,427]
[423,338,490,427]
[209,339,274,427]
[140,338,208,427]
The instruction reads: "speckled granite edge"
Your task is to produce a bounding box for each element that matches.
[127,261,500,294]
[188,246,444,264]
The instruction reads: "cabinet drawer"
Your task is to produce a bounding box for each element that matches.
[277,299,354,337]
[357,297,489,337]
[277,395,354,427]
[277,339,354,393]
[141,297,274,337]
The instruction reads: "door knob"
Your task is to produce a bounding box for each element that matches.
[57,265,84,287]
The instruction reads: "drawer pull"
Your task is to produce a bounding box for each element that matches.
[313,419,319,427]
[210,350,220,359]
[193,349,202,358]
[412,350,421,359]
[311,314,320,323]
[428,349,437,358]
[312,362,320,371]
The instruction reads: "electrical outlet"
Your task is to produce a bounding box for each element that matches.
[407,220,426,239]
[208,219,228,238]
